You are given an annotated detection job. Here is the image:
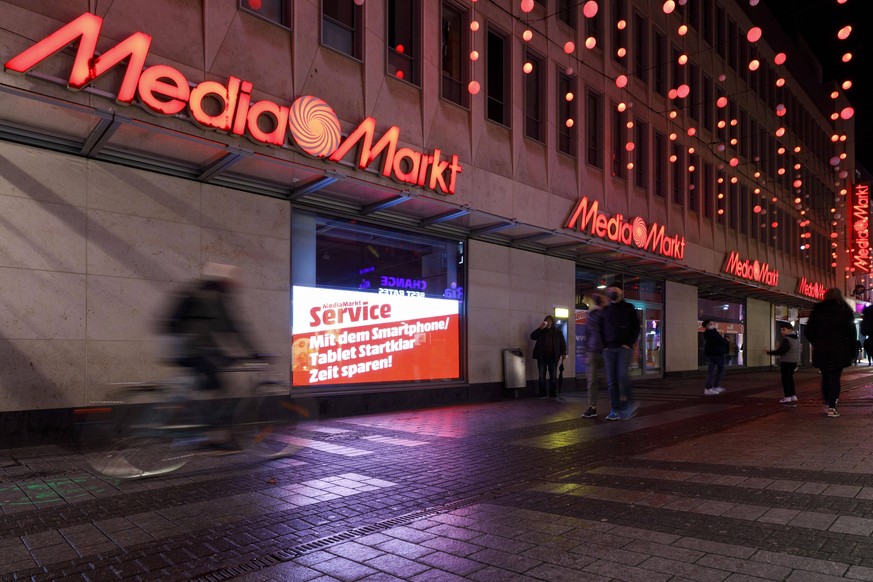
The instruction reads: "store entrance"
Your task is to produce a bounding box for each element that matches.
[629,301,662,377]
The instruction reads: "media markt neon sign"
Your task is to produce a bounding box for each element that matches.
[3,13,462,195]
[723,251,779,286]
[849,182,871,273]
[563,197,686,259]
[797,277,826,300]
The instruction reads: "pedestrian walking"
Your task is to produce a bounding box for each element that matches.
[702,320,729,395]
[864,336,873,366]
[765,322,801,404]
[600,287,640,421]
[581,292,606,418]
[530,315,567,398]
[805,287,856,418]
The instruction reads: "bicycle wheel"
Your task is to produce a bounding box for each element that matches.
[86,391,199,479]
[231,390,313,459]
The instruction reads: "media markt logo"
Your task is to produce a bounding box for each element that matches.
[797,277,826,300]
[564,196,686,259]
[723,251,779,287]
[3,12,462,195]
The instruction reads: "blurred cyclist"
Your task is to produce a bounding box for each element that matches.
[161,263,262,446]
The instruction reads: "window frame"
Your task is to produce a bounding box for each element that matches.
[322,0,363,59]
[586,89,604,169]
[486,25,511,127]
[558,70,577,156]
[440,1,469,107]
[386,0,422,86]
[524,47,545,142]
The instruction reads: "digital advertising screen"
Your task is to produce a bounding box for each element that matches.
[292,286,461,387]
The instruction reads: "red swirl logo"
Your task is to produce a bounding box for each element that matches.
[632,217,648,248]
[288,96,341,158]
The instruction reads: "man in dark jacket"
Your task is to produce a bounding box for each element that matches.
[530,315,567,398]
[599,287,640,420]
[702,320,729,396]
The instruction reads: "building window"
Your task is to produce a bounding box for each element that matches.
[557,0,576,29]
[689,62,700,121]
[715,4,726,60]
[634,119,648,190]
[524,48,544,141]
[654,132,666,198]
[702,74,714,132]
[703,162,714,219]
[586,3,602,41]
[487,27,510,126]
[240,0,292,28]
[634,12,648,85]
[672,143,684,206]
[558,72,576,156]
[586,89,603,169]
[702,0,714,45]
[689,154,699,212]
[441,2,468,106]
[387,0,420,85]
[653,30,667,96]
[727,183,740,230]
[717,169,726,226]
[740,186,749,235]
[322,0,362,58]
[291,213,465,388]
[612,0,627,64]
[612,106,626,179]
[671,44,684,91]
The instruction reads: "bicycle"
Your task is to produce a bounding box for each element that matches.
[79,358,314,479]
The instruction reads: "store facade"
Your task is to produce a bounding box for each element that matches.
[0,1,846,431]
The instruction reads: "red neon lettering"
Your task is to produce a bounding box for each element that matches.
[309,303,392,326]
[3,12,151,104]
[6,13,464,196]
[137,65,189,115]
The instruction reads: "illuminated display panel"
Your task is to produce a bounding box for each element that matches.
[291,213,464,388]
[292,286,460,386]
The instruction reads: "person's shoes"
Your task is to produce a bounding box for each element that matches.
[826,408,840,418]
[779,395,798,404]
[704,388,720,396]
[605,410,621,421]
[582,407,597,418]
[621,403,639,420]
[713,387,726,394]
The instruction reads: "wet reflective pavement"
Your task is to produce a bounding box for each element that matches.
[4,367,873,581]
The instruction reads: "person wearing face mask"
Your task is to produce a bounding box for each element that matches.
[530,314,567,398]
[599,287,641,420]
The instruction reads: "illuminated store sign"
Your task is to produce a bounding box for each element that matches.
[292,286,460,386]
[564,197,686,259]
[797,277,826,300]
[849,182,871,273]
[723,251,779,286]
[3,13,462,195]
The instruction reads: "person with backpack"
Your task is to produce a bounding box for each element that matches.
[806,287,856,418]
[765,322,801,404]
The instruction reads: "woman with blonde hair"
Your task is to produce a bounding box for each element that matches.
[805,287,856,417]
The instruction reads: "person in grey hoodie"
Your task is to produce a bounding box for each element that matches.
[581,292,606,418]
[766,322,801,404]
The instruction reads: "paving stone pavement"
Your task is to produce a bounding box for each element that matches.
[3,367,873,581]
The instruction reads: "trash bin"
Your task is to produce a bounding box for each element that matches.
[503,348,526,397]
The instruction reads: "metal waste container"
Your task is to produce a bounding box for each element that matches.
[503,348,526,397]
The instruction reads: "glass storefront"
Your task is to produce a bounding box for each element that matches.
[698,298,745,367]
[575,268,664,378]
[291,212,466,388]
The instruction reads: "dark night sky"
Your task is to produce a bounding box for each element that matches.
[762,0,870,177]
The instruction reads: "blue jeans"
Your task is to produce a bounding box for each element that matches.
[705,355,725,389]
[536,359,559,396]
[603,347,633,411]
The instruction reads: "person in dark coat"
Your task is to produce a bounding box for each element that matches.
[702,320,729,395]
[805,287,856,417]
[530,315,567,398]
[599,287,641,420]
[864,336,873,366]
